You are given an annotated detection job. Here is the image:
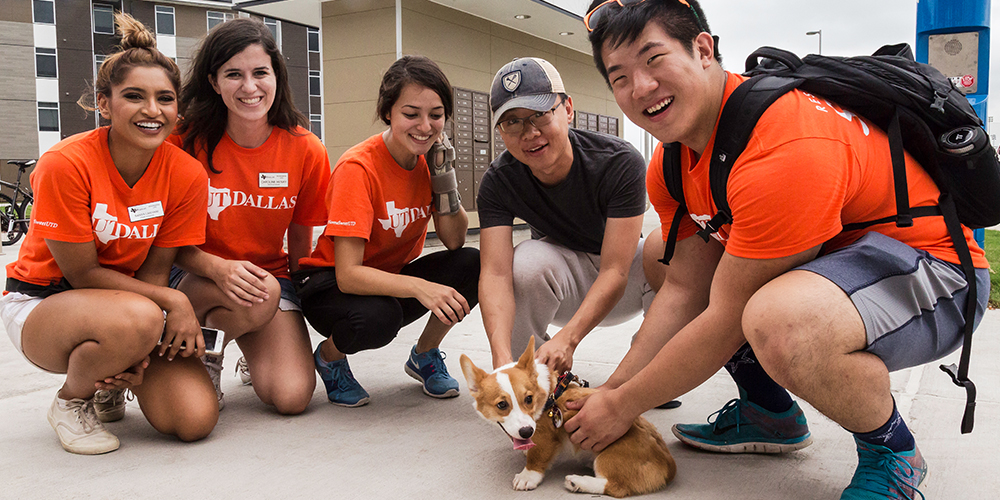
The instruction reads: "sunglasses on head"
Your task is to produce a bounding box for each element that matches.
[584,0,709,34]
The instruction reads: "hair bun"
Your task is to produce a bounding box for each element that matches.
[116,12,157,51]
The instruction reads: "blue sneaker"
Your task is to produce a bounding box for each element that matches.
[404,345,459,398]
[671,392,812,453]
[841,438,927,500]
[314,346,369,407]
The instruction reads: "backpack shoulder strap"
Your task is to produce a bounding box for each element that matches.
[658,142,686,265]
[938,193,979,434]
[696,75,804,242]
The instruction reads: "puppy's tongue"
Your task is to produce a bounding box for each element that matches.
[513,438,535,451]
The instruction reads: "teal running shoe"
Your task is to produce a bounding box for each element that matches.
[671,392,812,453]
[314,346,369,407]
[841,438,927,500]
[404,345,459,398]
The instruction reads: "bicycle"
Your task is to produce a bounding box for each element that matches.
[2,159,35,246]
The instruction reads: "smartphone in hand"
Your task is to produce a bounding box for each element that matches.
[159,327,226,355]
[200,327,225,355]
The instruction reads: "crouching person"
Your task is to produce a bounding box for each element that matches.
[0,13,216,454]
[296,56,480,407]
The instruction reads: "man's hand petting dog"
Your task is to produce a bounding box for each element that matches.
[534,334,576,373]
[565,389,635,453]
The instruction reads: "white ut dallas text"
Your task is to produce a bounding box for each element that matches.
[207,181,297,220]
[92,203,159,244]
[378,201,432,237]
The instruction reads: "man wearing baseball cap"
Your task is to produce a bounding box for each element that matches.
[477,57,650,374]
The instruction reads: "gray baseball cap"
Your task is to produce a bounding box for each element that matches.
[490,57,567,129]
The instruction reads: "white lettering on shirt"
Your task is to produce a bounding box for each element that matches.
[377,201,431,238]
[206,180,297,220]
[92,203,159,244]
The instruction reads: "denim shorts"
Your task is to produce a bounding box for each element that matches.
[169,266,301,312]
[796,232,989,372]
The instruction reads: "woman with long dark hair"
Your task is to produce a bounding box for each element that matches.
[296,55,479,407]
[0,13,216,454]
[168,18,330,414]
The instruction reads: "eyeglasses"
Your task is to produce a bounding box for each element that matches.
[584,0,709,35]
[497,101,564,135]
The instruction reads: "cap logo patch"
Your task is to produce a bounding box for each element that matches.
[502,71,521,92]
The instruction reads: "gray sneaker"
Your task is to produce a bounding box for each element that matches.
[201,353,225,410]
[236,356,252,386]
[47,395,120,455]
[93,389,127,423]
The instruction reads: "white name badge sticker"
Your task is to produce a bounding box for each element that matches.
[259,173,289,188]
[127,201,164,222]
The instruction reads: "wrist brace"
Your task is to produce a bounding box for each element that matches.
[425,132,462,215]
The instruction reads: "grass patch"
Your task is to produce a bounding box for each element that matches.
[983,229,1000,308]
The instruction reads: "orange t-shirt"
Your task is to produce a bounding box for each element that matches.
[7,127,208,286]
[169,127,330,279]
[299,133,434,274]
[647,72,988,268]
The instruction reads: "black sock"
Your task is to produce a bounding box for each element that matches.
[725,343,793,414]
[854,400,915,453]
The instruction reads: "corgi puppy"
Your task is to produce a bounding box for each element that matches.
[460,337,676,498]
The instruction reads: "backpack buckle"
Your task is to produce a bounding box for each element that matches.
[696,211,732,242]
[940,363,976,434]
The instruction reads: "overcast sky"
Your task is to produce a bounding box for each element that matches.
[550,0,999,142]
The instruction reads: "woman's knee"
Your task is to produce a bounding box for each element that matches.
[267,382,314,415]
[116,296,165,355]
[173,405,219,442]
[239,274,282,329]
[251,362,315,415]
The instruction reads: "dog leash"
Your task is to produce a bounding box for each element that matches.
[544,371,588,429]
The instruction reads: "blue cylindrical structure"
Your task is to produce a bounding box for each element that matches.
[916,0,991,249]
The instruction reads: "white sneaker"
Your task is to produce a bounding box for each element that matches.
[236,356,252,386]
[93,389,127,423]
[201,353,225,411]
[47,395,120,455]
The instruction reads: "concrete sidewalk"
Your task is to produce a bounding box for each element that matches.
[1,216,998,499]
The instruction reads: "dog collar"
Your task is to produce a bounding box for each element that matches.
[544,371,588,428]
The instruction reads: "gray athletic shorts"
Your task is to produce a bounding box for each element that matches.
[169,266,302,312]
[796,231,989,372]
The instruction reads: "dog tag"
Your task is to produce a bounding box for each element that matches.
[549,407,564,429]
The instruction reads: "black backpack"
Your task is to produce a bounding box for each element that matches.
[659,43,1000,434]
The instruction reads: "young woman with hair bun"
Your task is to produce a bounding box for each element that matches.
[0,12,217,455]
[168,17,330,414]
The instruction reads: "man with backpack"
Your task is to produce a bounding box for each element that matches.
[564,1,991,498]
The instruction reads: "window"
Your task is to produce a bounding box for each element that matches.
[207,11,233,32]
[93,4,115,35]
[38,102,59,132]
[95,54,107,76]
[263,17,281,47]
[310,115,322,139]
[308,28,320,53]
[309,70,321,97]
[155,6,175,36]
[33,0,55,24]
[35,47,57,78]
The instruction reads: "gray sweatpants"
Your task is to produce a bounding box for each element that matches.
[510,236,653,357]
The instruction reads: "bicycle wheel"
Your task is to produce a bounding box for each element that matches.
[0,193,25,246]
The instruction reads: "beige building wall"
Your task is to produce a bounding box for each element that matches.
[321,0,620,166]
[0,17,41,172]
